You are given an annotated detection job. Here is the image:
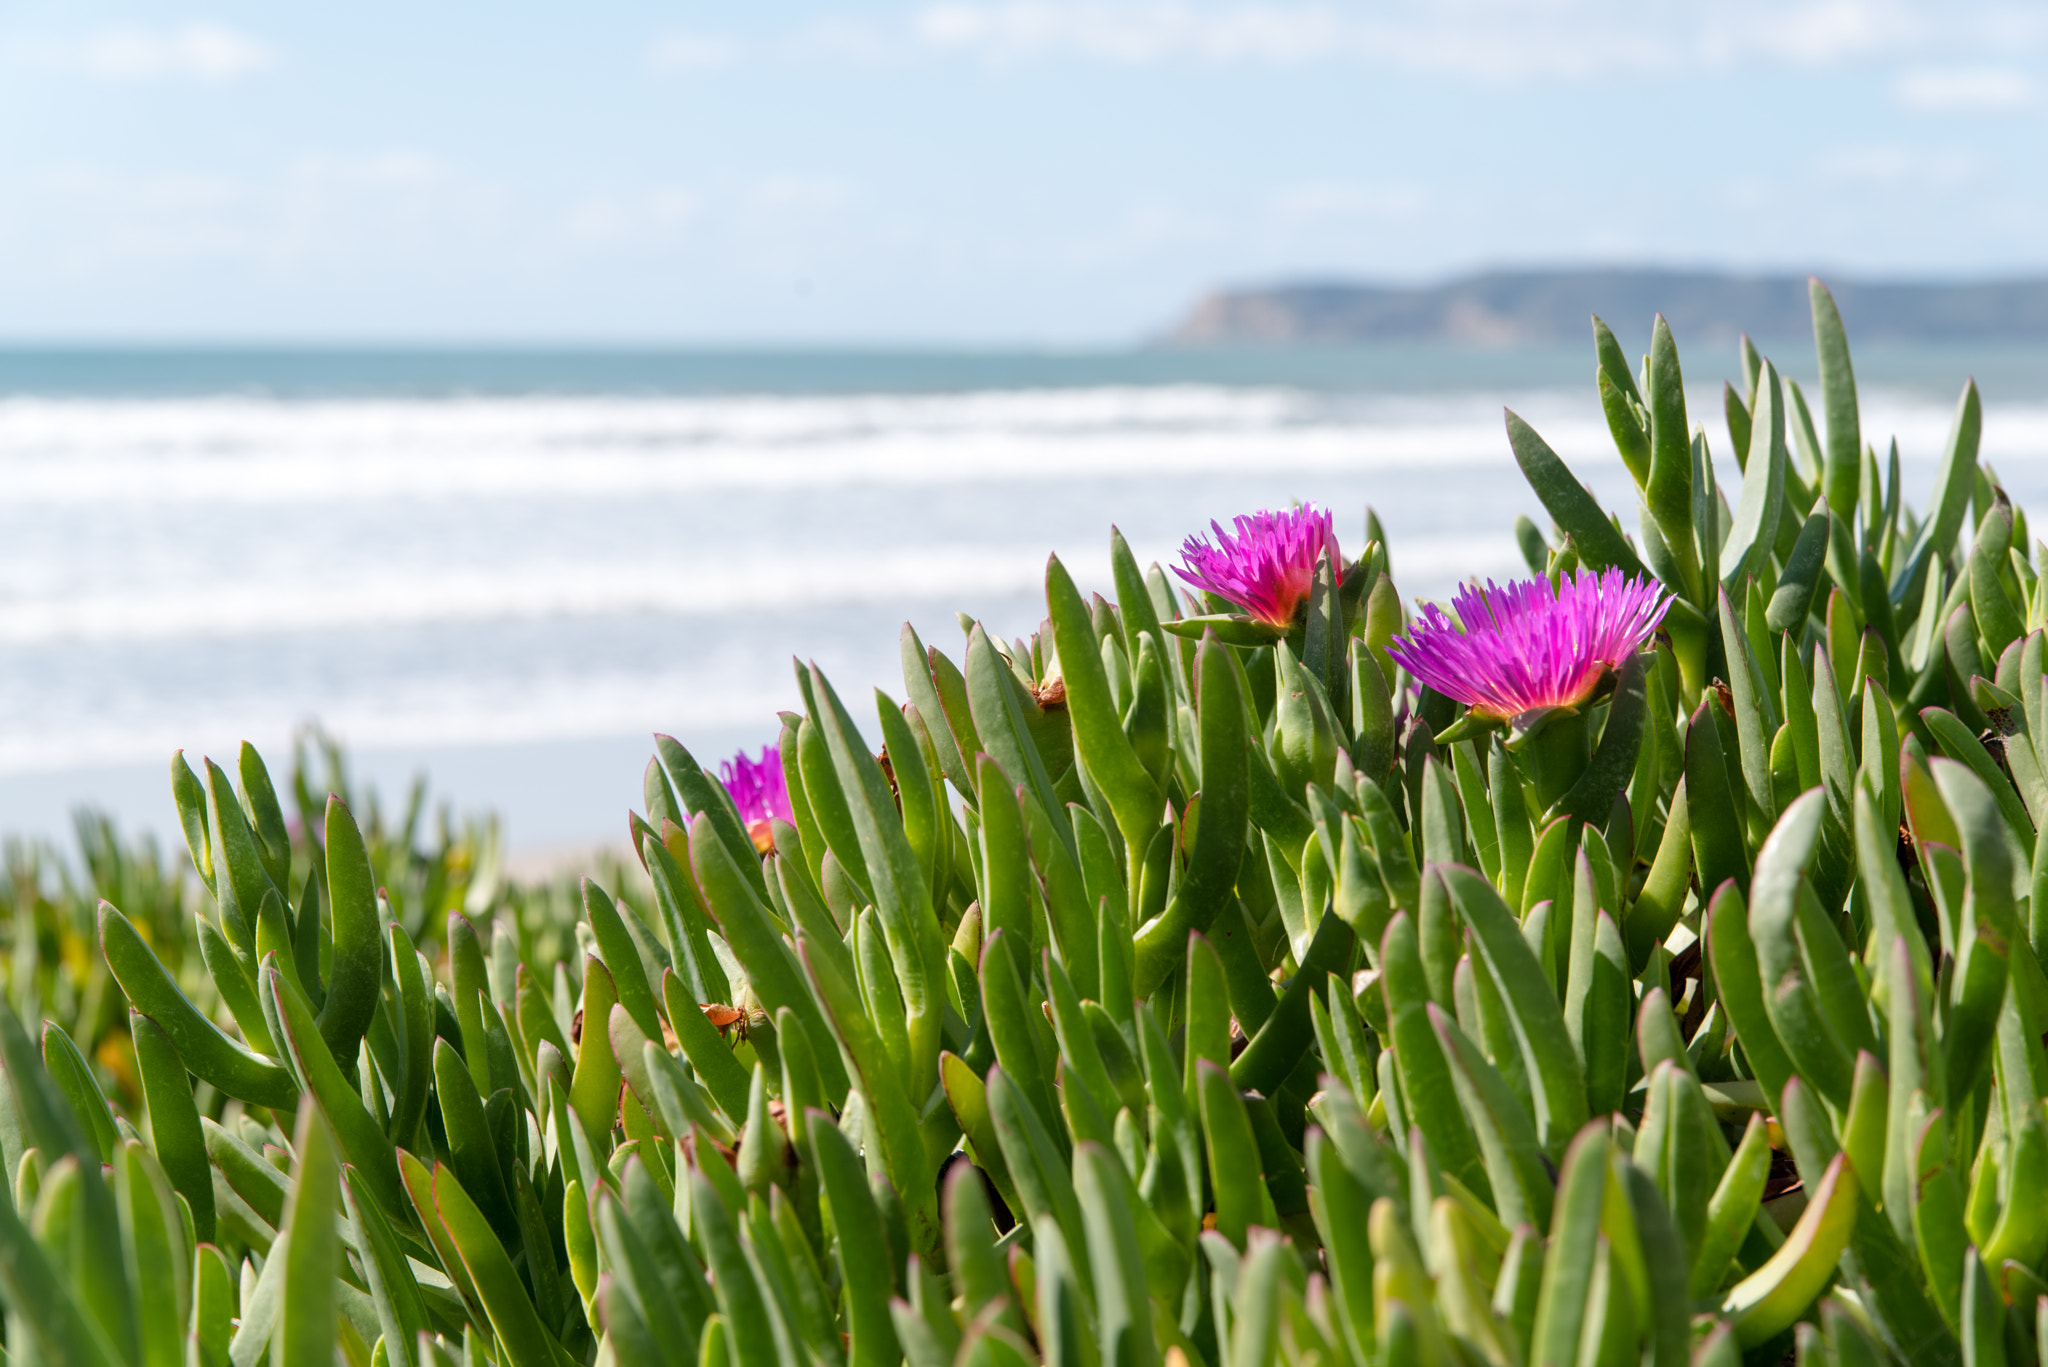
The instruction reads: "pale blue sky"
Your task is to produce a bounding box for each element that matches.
[1,0,2045,341]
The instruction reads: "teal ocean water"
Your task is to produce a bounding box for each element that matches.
[0,341,2041,852]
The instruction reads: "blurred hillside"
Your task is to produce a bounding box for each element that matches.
[1164,268,2048,346]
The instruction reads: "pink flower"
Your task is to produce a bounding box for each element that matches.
[718,745,792,853]
[1388,568,1669,722]
[1173,504,1341,628]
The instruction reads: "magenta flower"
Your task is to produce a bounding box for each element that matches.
[1173,504,1342,628]
[719,745,792,853]
[1388,568,1669,722]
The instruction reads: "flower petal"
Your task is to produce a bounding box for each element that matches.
[1387,568,1669,719]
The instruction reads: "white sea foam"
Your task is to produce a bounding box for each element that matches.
[0,386,2039,507]
[0,387,1620,506]
[0,379,2043,837]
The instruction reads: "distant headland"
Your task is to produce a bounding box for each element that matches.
[1161,268,2048,346]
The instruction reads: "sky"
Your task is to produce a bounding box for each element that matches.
[0,0,2045,342]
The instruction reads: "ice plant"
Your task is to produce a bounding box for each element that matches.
[58,286,2028,1367]
[1388,566,1669,723]
[1173,503,1341,628]
[718,743,792,852]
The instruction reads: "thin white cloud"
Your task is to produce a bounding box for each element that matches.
[1712,0,1923,66]
[1894,65,2037,112]
[914,2,1351,63]
[563,190,697,245]
[884,0,2046,80]
[1816,143,1987,185]
[290,151,447,189]
[4,23,277,81]
[1270,182,1430,224]
[747,176,858,212]
[642,1,2048,82]
[648,31,740,72]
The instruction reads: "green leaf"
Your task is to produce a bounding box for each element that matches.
[878,689,943,888]
[655,734,768,898]
[1970,493,2024,662]
[387,924,434,1149]
[939,1052,1023,1220]
[1613,1157,1691,1367]
[621,1159,715,1348]
[1683,699,1751,896]
[614,1014,681,1152]
[1721,1152,1859,1348]
[1429,1003,1551,1232]
[98,903,298,1110]
[264,957,408,1226]
[1601,364,1651,488]
[1767,504,1832,632]
[1073,1143,1160,1367]
[130,1012,215,1244]
[674,1179,768,1367]
[1894,381,1981,608]
[1548,651,1651,825]
[796,933,938,1259]
[114,1138,189,1367]
[39,1019,117,1164]
[1041,952,1119,1138]
[433,1161,576,1367]
[985,1065,1095,1306]
[1231,905,1353,1094]
[977,928,1061,1151]
[1931,758,2020,1112]
[1958,1249,2004,1367]
[1627,780,1692,968]
[1722,359,1787,587]
[317,795,383,1068]
[1195,1059,1279,1249]
[1811,279,1862,520]
[1702,882,1795,1109]
[1440,866,1589,1161]
[1506,409,1648,579]
[1132,633,1249,996]
[342,1165,432,1367]
[1720,590,1778,827]
[194,1244,236,1366]
[659,970,752,1121]
[902,623,976,804]
[1645,315,1701,599]
[962,628,1069,852]
[172,750,215,896]
[943,1160,1021,1336]
[796,713,875,904]
[690,813,848,1099]
[582,879,665,1045]
[1047,553,1163,852]
[1160,613,1284,647]
[808,662,947,1089]
[1378,912,1488,1202]
[1528,1123,1610,1367]
[275,1101,341,1367]
[593,1182,698,1367]
[0,1153,122,1367]
[1564,885,1630,1118]
[1747,795,1860,1112]
[975,754,1035,956]
[205,757,279,946]
[1304,1129,1378,1363]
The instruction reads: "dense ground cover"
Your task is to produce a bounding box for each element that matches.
[0,280,2036,1366]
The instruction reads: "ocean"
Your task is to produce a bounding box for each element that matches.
[2,340,2045,856]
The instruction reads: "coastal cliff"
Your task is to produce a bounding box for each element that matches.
[1164,268,2048,345]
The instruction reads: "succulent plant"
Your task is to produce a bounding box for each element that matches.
[0,279,2040,1367]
